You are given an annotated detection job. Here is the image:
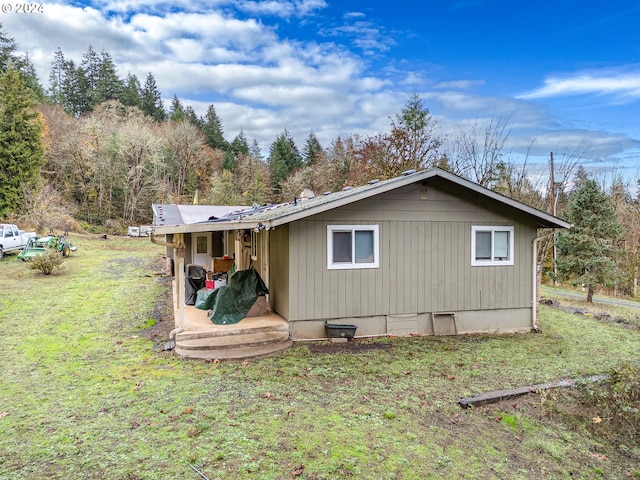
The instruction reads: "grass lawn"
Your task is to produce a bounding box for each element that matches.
[1,235,639,479]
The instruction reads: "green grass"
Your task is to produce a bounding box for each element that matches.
[1,235,639,479]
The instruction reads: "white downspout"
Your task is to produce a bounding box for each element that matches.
[532,232,554,331]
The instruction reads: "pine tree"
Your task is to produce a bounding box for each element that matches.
[302,131,323,166]
[48,47,66,105]
[94,50,122,104]
[222,130,249,170]
[0,24,18,71]
[231,130,249,156]
[15,53,44,100]
[169,94,185,122]
[267,129,302,196]
[81,45,100,103]
[556,179,625,302]
[140,73,165,121]
[201,104,228,150]
[184,105,201,127]
[120,73,142,109]
[249,139,262,160]
[0,68,45,216]
[61,59,91,116]
[0,25,42,99]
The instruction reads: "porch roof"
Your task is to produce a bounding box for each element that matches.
[150,168,571,235]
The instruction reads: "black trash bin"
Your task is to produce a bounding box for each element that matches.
[185,264,206,305]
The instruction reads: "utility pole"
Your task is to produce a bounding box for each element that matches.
[550,152,555,216]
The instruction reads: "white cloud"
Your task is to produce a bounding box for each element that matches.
[5,1,639,175]
[434,79,485,90]
[519,69,640,100]
[234,0,326,18]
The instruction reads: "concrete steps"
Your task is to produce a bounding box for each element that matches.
[176,321,289,341]
[175,338,293,360]
[174,317,292,360]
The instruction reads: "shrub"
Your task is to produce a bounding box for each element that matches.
[578,363,640,440]
[29,251,64,275]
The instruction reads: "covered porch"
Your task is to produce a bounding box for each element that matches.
[171,280,292,360]
[151,221,292,360]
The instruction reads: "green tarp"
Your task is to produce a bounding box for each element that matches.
[195,268,269,325]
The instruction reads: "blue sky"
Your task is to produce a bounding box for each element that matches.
[6,0,640,187]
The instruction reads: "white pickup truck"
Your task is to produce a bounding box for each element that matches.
[0,224,36,260]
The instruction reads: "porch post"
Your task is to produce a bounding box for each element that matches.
[263,230,270,289]
[171,233,186,339]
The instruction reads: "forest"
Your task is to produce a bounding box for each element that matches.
[1,25,639,298]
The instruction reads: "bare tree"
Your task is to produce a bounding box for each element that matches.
[448,113,511,187]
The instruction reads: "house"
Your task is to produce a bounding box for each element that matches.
[150,168,570,358]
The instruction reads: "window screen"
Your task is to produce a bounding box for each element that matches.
[493,231,510,260]
[475,231,491,260]
[332,231,352,263]
[354,230,374,263]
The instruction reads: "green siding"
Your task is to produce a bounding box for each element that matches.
[269,225,289,320]
[285,183,537,322]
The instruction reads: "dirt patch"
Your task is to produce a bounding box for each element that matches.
[300,339,393,354]
[141,273,175,349]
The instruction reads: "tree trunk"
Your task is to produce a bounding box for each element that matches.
[587,285,594,303]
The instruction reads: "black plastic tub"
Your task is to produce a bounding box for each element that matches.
[325,322,357,339]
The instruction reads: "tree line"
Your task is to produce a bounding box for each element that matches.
[0,24,638,299]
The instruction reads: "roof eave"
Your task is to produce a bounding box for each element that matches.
[270,170,435,226]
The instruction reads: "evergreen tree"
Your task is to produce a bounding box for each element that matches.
[302,131,323,166]
[15,53,44,100]
[94,50,122,104]
[0,25,42,99]
[140,73,165,121]
[221,150,236,171]
[267,129,302,196]
[48,47,66,105]
[81,45,100,101]
[169,94,185,122]
[184,105,201,127]
[120,73,142,109]
[0,24,18,71]
[556,179,625,302]
[61,59,91,116]
[249,139,262,160]
[384,93,442,176]
[231,130,249,156]
[201,104,228,150]
[222,129,249,170]
[0,68,45,216]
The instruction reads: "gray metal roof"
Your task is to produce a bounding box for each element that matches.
[152,204,250,227]
[150,168,570,235]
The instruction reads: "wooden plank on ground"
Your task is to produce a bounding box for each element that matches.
[457,375,607,409]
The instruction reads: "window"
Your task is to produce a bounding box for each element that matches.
[327,225,379,269]
[471,226,514,266]
[196,235,208,254]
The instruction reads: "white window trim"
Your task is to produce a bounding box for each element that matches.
[471,226,514,266]
[327,225,379,270]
